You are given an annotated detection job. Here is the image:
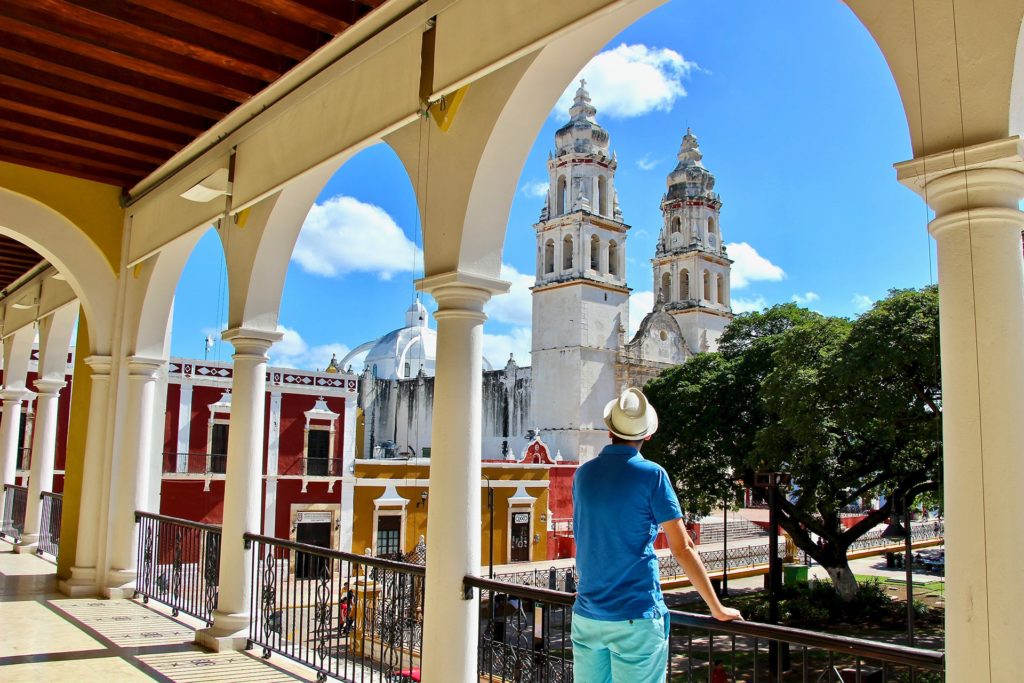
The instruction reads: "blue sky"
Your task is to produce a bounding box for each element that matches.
[171,0,934,370]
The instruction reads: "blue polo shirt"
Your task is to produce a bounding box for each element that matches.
[572,444,683,621]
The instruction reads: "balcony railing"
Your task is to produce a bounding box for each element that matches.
[464,575,945,683]
[162,452,227,475]
[37,491,62,558]
[245,532,425,682]
[134,511,222,624]
[1,484,27,542]
[278,457,346,477]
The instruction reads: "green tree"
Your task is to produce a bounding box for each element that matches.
[645,289,941,601]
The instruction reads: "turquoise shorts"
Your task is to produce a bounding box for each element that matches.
[571,612,670,683]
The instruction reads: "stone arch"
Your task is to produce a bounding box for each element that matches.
[0,187,116,355]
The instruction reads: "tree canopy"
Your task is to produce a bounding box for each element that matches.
[644,288,941,599]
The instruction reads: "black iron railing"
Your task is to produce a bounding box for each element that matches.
[1,484,28,541]
[494,565,578,592]
[161,452,227,475]
[278,457,346,477]
[134,511,221,624]
[37,491,62,558]
[246,532,425,683]
[464,575,945,683]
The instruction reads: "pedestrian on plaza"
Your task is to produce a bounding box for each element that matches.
[344,581,356,633]
[339,595,351,636]
[571,387,743,683]
[710,659,730,683]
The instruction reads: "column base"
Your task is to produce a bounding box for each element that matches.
[195,610,252,651]
[12,534,39,554]
[100,568,137,599]
[58,566,100,597]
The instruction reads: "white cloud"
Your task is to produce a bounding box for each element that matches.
[636,154,660,171]
[482,326,532,368]
[269,325,351,371]
[628,290,654,338]
[485,264,534,327]
[732,296,767,314]
[521,180,549,199]
[791,291,820,305]
[851,293,873,311]
[556,44,698,119]
[292,195,422,280]
[724,242,785,289]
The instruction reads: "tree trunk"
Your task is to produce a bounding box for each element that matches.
[824,563,859,602]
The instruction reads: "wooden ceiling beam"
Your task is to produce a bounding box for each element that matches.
[0,6,262,101]
[0,96,187,152]
[135,0,327,59]
[0,119,166,166]
[0,74,209,137]
[236,0,358,36]
[0,32,235,119]
[0,107,170,161]
[1,135,152,176]
[0,146,138,187]
[62,0,291,81]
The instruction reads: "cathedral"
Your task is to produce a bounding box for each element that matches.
[357,81,733,464]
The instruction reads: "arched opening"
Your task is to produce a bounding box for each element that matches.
[707,216,717,248]
[597,175,608,216]
[556,176,568,216]
[671,216,681,234]
[608,240,618,276]
[661,271,672,302]
[544,239,555,274]
[680,269,690,299]
[562,234,574,270]
[702,270,711,301]
[590,234,601,271]
[717,274,726,306]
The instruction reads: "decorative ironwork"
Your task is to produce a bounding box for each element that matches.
[170,528,183,616]
[0,484,28,542]
[314,559,332,672]
[260,546,278,659]
[37,491,63,558]
[204,532,220,621]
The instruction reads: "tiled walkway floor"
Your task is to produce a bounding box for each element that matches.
[0,540,318,682]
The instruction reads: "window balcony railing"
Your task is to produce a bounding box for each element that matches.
[134,511,222,625]
[464,575,945,683]
[161,452,228,475]
[278,456,346,477]
[37,491,63,558]
[245,532,425,682]
[1,484,28,542]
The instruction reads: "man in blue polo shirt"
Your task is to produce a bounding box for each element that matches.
[572,387,742,682]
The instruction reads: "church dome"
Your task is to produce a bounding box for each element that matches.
[340,299,492,379]
[665,128,718,202]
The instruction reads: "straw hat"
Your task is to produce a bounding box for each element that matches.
[603,387,659,441]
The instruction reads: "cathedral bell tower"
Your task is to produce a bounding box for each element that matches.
[530,82,630,462]
[652,129,733,352]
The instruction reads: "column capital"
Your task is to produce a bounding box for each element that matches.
[126,356,166,379]
[221,327,283,357]
[416,271,510,316]
[84,355,113,376]
[33,378,67,396]
[896,136,1024,214]
[0,388,31,404]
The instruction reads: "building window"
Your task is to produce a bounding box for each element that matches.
[680,269,690,300]
[590,235,600,271]
[376,514,402,559]
[306,429,330,475]
[562,234,574,270]
[556,176,568,215]
[544,239,555,274]
[708,216,717,247]
[210,423,228,474]
[608,240,618,276]
[661,272,672,302]
[703,271,712,302]
[717,274,726,306]
[671,216,681,234]
[597,175,608,216]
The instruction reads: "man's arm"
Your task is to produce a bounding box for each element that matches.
[662,518,742,622]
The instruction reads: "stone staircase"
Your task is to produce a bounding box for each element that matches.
[698,515,768,545]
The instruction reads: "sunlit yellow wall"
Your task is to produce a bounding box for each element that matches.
[56,314,92,579]
[0,161,124,270]
[351,462,550,565]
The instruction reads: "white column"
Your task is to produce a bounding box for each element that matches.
[0,391,28,487]
[103,356,165,596]
[15,379,65,551]
[897,138,1024,683]
[198,328,280,650]
[61,355,112,596]
[418,272,508,683]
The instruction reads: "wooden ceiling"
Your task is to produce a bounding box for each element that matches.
[0,0,387,189]
[0,236,44,294]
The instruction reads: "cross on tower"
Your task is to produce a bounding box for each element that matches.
[580,78,586,89]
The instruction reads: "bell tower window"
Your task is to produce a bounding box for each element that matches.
[717,274,727,306]
[661,272,672,302]
[671,216,681,233]
[590,235,600,271]
[556,176,568,216]
[544,239,555,274]
[597,175,608,216]
[608,240,618,276]
[703,270,711,301]
[680,269,689,299]
[562,234,574,270]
